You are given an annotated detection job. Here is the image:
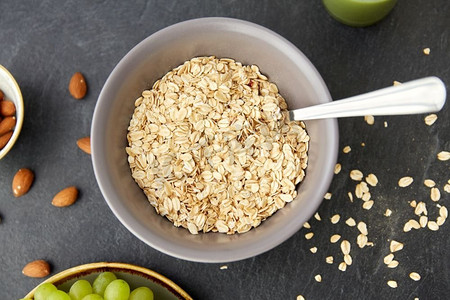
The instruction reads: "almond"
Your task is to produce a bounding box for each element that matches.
[0,116,16,135]
[12,168,35,197]
[69,72,87,99]
[0,100,16,116]
[77,136,91,154]
[22,260,51,278]
[0,89,4,101]
[0,131,13,149]
[52,186,78,207]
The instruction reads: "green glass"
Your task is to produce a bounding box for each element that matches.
[323,0,397,27]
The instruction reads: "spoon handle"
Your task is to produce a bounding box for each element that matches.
[288,77,446,121]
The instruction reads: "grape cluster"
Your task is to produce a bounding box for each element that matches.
[22,272,154,300]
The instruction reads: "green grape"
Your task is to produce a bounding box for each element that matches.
[93,272,117,296]
[103,279,130,300]
[81,294,104,300]
[34,282,58,300]
[129,286,154,300]
[47,290,72,300]
[69,279,93,300]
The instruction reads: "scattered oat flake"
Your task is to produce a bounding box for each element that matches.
[314,274,322,282]
[348,192,354,202]
[390,240,404,253]
[324,192,332,200]
[343,146,351,153]
[357,233,368,248]
[384,121,388,127]
[350,170,364,181]
[344,254,352,265]
[384,209,392,217]
[338,262,347,272]
[410,272,421,281]
[403,222,412,232]
[384,253,394,265]
[419,216,428,228]
[364,115,374,125]
[424,179,436,187]
[303,222,311,229]
[430,187,441,201]
[305,232,314,240]
[362,200,374,210]
[387,280,398,288]
[365,174,378,186]
[388,260,399,268]
[326,256,334,264]
[423,47,430,55]
[334,163,342,174]
[297,296,306,300]
[409,219,421,229]
[357,222,368,235]
[415,202,427,216]
[398,176,414,187]
[220,265,228,270]
[341,240,351,255]
[330,214,340,224]
[330,234,341,243]
[440,206,448,218]
[310,247,318,253]
[393,81,402,86]
[355,184,363,199]
[436,216,446,226]
[444,183,450,193]
[362,192,371,201]
[314,212,322,221]
[427,221,439,231]
[437,151,450,161]
[346,217,356,227]
[424,114,437,126]
[410,200,417,208]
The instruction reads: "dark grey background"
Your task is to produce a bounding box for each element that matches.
[1,1,449,299]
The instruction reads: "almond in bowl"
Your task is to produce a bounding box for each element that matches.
[0,65,24,159]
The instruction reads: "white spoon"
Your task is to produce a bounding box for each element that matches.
[288,77,446,121]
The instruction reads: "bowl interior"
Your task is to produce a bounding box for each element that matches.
[92,18,338,262]
[25,262,191,300]
[0,65,24,159]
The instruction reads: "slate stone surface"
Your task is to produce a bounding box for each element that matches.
[0,1,449,299]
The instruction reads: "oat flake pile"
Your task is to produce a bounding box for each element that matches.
[126,56,309,234]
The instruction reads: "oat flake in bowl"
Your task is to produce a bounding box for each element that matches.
[126,56,309,234]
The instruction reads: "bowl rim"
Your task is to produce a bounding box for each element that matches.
[91,17,339,262]
[0,64,24,160]
[24,262,192,299]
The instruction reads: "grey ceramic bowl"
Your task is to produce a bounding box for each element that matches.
[91,17,338,263]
